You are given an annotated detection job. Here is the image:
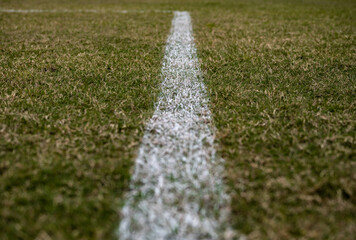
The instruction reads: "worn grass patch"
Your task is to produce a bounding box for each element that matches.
[0,10,171,240]
[193,0,355,239]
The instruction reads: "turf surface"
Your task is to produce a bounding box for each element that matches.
[193,1,355,239]
[0,0,355,239]
[0,8,171,240]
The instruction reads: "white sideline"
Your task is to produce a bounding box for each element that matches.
[118,11,237,240]
[0,9,172,13]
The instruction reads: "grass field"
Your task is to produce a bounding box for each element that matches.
[193,1,355,239]
[1,0,355,239]
[0,5,171,240]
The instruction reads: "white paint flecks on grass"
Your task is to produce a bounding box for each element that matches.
[118,11,237,240]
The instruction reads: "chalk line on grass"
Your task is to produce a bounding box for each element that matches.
[118,11,237,240]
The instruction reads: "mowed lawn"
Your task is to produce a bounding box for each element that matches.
[193,0,355,239]
[0,6,171,240]
[1,0,355,240]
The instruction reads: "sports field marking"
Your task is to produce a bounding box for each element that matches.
[118,11,237,240]
[0,9,172,13]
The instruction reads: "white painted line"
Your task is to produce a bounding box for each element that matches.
[118,11,239,240]
[0,9,172,13]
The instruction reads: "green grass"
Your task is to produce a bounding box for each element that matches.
[0,0,355,239]
[193,0,355,239]
[0,9,171,240]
